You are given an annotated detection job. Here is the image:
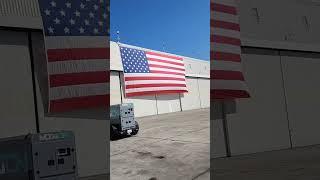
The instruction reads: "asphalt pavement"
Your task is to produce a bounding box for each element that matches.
[110,108,210,180]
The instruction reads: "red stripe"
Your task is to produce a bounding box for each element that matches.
[211,89,250,99]
[149,64,185,71]
[150,70,185,76]
[211,3,237,15]
[126,83,186,89]
[50,71,109,87]
[47,48,109,62]
[125,76,185,81]
[211,70,244,80]
[211,35,241,46]
[211,51,241,62]
[211,20,240,31]
[146,51,183,61]
[126,90,188,97]
[147,58,184,66]
[49,94,109,113]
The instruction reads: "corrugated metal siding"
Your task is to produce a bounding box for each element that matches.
[0,0,40,17]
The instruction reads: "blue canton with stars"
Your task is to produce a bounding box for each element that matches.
[38,0,108,36]
[120,47,151,73]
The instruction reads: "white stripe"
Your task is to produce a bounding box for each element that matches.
[148,61,185,69]
[45,36,109,49]
[124,73,185,78]
[211,27,240,39]
[211,42,241,54]
[211,11,239,24]
[213,0,237,7]
[125,80,186,85]
[211,61,242,71]
[149,67,185,74]
[146,54,184,64]
[126,86,188,93]
[48,59,108,75]
[50,83,109,100]
[212,80,248,91]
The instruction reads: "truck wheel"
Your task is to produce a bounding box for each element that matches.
[111,125,119,140]
[131,121,139,135]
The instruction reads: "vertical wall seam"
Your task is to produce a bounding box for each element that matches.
[118,72,123,104]
[179,93,183,112]
[155,94,159,115]
[196,78,203,108]
[27,31,40,133]
[279,50,293,149]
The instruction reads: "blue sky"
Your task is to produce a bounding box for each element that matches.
[110,0,209,61]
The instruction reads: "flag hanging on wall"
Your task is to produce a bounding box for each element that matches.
[211,0,250,99]
[119,45,188,97]
[38,0,109,113]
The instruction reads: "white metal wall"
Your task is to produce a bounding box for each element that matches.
[281,55,320,147]
[210,0,320,158]
[212,50,320,158]
[156,94,181,114]
[211,119,227,158]
[239,0,320,46]
[0,30,37,138]
[110,71,122,105]
[110,71,210,117]
[198,78,210,108]
[226,53,291,155]
[180,78,202,111]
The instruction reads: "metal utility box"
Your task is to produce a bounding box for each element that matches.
[110,103,139,139]
[0,131,78,180]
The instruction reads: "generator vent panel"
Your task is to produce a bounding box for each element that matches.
[120,103,136,130]
[0,131,78,180]
[120,104,134,118]
[110,103,136,131]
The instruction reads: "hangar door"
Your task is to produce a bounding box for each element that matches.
[0,30,37,138]
[281,53,320,147]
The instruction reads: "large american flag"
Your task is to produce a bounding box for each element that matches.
[119,45,188,97]
[38,0,109,113]
[211,0,250,99]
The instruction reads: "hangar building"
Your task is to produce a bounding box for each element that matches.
[212,0,320,158]
[110,41,210,117]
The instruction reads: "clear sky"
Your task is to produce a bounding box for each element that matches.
[110,0,209,61]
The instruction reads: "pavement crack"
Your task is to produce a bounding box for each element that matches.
[192,168,210,180]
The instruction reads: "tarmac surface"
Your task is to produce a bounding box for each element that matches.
[212,145,320,180]
[79,174,109,180]
[110,108,210,180]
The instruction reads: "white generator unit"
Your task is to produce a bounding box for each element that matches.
[0,131,78,180]
[110,103,139,140]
